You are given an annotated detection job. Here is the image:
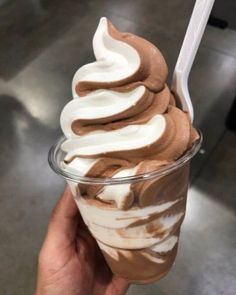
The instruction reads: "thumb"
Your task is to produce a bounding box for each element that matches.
[45,186,79,249]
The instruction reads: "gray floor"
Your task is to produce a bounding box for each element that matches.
[0,1,235,294]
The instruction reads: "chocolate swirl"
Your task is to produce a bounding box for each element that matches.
[73,18,168,96]
[60,17,199,210]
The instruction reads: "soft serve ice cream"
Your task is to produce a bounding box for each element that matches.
[59,17,199,282]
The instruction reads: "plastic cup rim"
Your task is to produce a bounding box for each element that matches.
[48,130,203,185]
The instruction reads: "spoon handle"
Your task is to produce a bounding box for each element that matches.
[171,0,215,122]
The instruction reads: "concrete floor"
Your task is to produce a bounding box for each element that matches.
[0,0,235,294]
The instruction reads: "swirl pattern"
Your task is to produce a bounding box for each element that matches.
[60,17,199,283]
[61,17,198,210]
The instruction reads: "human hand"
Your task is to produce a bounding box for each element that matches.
[35,187,130,295]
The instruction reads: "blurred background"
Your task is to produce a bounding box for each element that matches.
[0,0,235,294]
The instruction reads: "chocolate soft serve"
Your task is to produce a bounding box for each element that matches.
[58,17,200,283]
[60,17,198,209]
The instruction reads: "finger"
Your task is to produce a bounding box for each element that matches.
[74,232,98,287]
[111,275,130,295]
[77,229,97,255]
[46,186,79,248]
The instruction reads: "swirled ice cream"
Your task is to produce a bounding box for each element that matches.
[60,17,199,283]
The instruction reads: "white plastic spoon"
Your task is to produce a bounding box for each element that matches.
[171,0,215,122]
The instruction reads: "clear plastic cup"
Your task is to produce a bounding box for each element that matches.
[48,132,202,283]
